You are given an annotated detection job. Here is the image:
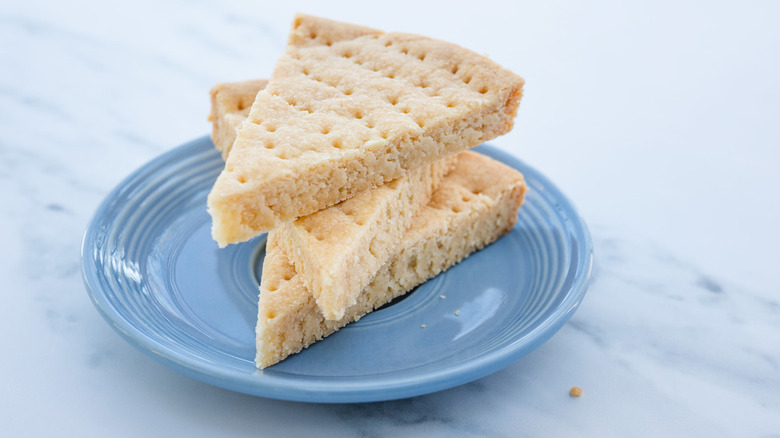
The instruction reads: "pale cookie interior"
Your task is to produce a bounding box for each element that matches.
[276,156,455,320]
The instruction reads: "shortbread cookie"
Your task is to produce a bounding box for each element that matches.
[256,151,527,368]
[209,79,455,319]
[208,14,525,246]
[208,79,268,159]
[276,155,455,320]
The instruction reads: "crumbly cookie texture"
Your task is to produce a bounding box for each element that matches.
[276,156,455,321]
[255,151,527,369]
[208,79,268,159]
[207,14,525,246]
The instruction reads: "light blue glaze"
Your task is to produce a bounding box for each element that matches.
[81,137,593,403]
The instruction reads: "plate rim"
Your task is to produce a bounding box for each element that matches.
[81,136,593,403]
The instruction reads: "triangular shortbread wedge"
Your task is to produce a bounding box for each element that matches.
[256,151,527,369]
[208,79,268,159]
[208,79,456,320]
[276,156,456,320]
[208,14,525,246]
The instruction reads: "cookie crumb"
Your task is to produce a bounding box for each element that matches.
[569,386,582,397]
[420,324,427,328]
[455,310,460,316]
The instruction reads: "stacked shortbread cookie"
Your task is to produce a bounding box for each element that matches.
[207,15,527,368]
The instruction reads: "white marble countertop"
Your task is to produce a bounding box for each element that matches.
[2,1,779,436]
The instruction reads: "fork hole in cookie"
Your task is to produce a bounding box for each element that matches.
[368,236,381,258]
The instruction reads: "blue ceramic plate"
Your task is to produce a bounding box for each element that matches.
[82,136,592,403]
